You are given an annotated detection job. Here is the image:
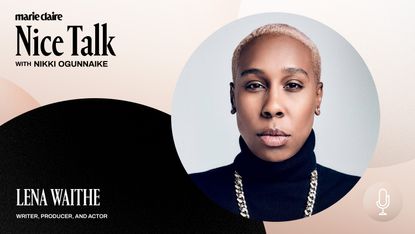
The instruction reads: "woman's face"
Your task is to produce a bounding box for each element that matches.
[232,35,323,162]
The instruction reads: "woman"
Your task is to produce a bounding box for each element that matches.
[191,23,360,221]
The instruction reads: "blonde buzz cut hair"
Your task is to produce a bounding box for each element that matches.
[232,23,321,83]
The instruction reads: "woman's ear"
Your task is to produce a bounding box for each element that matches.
[230,82,236,114]
[315,82,323,116]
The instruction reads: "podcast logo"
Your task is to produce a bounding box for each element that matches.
[14,11,116,68]
[363,182,402,221]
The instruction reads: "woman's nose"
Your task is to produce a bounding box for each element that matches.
[261,88,284,119]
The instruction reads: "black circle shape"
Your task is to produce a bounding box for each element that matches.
[0,99,264,233]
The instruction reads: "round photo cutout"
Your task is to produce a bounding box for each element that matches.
[172,13,379,221]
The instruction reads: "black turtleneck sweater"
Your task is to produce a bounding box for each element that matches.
[191,130,360,221]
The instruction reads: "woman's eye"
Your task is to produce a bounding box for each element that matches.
[245,82,265,91]
[284,82,303,91]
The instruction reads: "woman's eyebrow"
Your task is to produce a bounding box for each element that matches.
[240,68,264,77]
[282,67,309,78]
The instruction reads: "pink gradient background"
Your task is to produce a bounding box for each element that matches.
[0,78,39,125]
[1,0,414,233]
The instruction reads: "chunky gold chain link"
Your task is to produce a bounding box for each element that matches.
[234,169,318,219]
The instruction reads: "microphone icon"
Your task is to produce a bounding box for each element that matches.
[376,188,390,216]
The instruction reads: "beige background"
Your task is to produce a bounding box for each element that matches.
[0,0,240,117]
[1,0,414,233]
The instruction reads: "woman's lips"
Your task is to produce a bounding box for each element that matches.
[257,129,290,147]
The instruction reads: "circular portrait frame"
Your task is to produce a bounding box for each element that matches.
[172,12,380,222]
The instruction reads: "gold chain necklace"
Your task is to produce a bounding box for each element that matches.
[234,169,318,219]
